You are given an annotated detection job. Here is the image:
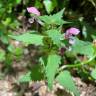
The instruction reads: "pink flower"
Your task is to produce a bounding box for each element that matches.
[27,7,40,16]
[65,27,80,39]
[65,27,80,45]
[66,27,80,35]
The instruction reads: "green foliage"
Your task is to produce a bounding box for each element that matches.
[19,71,32,83]
[19,64,44,83]
[5,53,14,66]
[31,64,44,81]
[35,0,43,8]
[46,54,61,89]
[16,0,21,4]
[0,0,22,66]
[56,71,80,96]
[7,45,23,56]
[43,0,57,14]
[9,7,96,93]
[9,33,44,46]
[91,68,96,79]
[46,29,61,46]
[0,49,5,62]
[39,9,66,25]
[43,0,53,14]
[71,38,94,57]
[1,0,96,95]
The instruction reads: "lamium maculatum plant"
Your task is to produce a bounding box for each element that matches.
[9,7,96,96]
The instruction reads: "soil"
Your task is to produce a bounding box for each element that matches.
[0,51,96,96]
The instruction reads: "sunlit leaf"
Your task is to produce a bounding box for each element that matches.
[16,0,21,4]
[46,29,61,46]
[39,9,69,25]
[71,38,94,57]
[9,33,44,46]
[43,0,53,14]
[56,70,80,96]
[46,54,61,89]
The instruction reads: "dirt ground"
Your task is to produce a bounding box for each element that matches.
[0,50,96,96]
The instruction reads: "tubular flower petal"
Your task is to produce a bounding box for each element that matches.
[66,27,80,35]
[65,27,80,45]
[27,7,40,16]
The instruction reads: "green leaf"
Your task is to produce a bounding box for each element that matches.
[46,29,61,46]
[46,54,61,89]
[72,38,94,57]
[7,44,15,53]
[56,71,80,96]
[16,0,21,4]
[91,35,96,40]
[39,9,69,25]
[2,17,11,26]
[7,45,23,56]
[9,33,44,46]
[14,47,23,56]
[1,35,9,44]
[43,0,53,14]
[53,8,64,19]
[19,64,44,83]
[19,71,32,83]
[5,53,13,66]
[35,0,43,8]
[91,68,96,79]
[31,64,44,81]
[0,49,5,62]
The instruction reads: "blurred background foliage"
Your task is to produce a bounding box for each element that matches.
[0,0,96,67]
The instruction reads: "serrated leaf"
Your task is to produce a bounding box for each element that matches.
[72,38,94,57]
[40,15,65,25]
[9,33,44,46]
[39,15,51,24]
[19,71,32,83]
[53,8,64,19]
[46,29,61,46]
[56,71,80,96]
[91,68,96,79]
[46,54,61,89]
[39,8,69,25]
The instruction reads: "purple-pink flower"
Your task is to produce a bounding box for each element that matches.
[65,27,80,45]
[66,27,80,35]
[65,27,80,39]
[27,7,40,16]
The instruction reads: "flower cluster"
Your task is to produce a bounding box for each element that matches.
[65,27,80,39]
[65,27,80,44]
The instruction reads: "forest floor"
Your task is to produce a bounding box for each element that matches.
[0,49,96,96]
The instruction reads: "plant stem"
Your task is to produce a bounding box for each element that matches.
[59,54,96,72]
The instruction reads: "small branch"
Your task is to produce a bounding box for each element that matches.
[59,54,96,72]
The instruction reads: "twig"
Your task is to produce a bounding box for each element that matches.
[59,54,96,72]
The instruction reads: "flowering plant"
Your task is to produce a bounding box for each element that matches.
[9,7,96,96]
